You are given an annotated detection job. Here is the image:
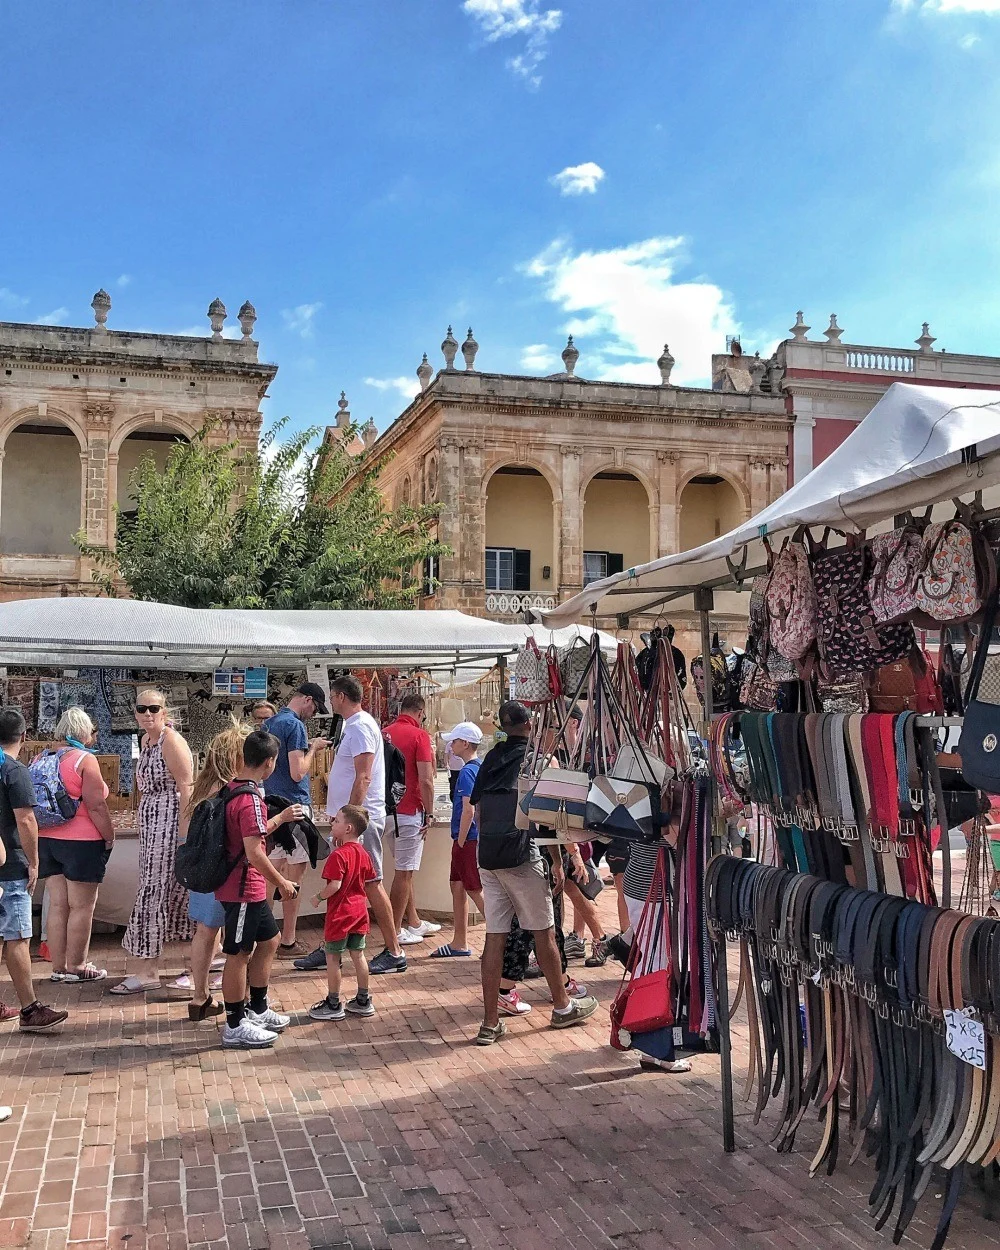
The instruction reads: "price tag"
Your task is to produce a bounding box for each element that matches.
[944,1008,987,1070]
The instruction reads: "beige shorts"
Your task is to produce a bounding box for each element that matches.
[480,857,554,934]
[268,842,309,868]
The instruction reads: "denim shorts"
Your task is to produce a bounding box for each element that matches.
[0,877,33,942]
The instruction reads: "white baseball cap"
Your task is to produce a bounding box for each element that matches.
[442,721,483,746]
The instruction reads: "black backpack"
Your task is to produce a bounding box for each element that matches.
[383,736,407,823]
[174,783,257,893]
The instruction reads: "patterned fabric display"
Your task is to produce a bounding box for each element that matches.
[913,520,982,623]
[765,540,818,664]
[867,527,924,623]
[811,544,914,677]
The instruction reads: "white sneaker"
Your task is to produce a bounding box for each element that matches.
[0,1106,11,1123]
[245,1006,291,1032]
[406,920,442,936]
[397,929,425,946]
[222,1018,277,1049]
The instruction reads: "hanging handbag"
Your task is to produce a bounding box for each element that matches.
[940,634,966,715]
[912,518,992,627]
[558,636,592,700]
[738,659,781,711]
[512,637,554,705]
[610,848,673,1046]
[809,532,914,677]
[867,525,926,623]
[765,534,818,665]
[959,586,1000,793]
[868,647,943,714]
[585,777,657,840]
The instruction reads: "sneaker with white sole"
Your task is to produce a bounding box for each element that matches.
[222,1018,278,1049]
[397,929,424,946]
[566,977,588,998]
[498,989,531,1016]
[345,994,375,1016]
[405,920,442,937]
[550,995,599,1029]
[308,996,345,1022]
[563,933,586,962]
[245,1006,291,1032]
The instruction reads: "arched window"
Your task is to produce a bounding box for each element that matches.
[582,472,650,584]
[484,465,554,592]
[1,419,83,555]
[679,475,743,550]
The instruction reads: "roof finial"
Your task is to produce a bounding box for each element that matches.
[916,322,936,354]
[441,325,458,370]
[824,313,843,345]
[208,298,227,339]
[238,300,257,340]
[657,343,674,385]
[461,327,479,371]
[417,352,433,391]
[91,288,111,330]
[789,310,810,341]
[561,335,579,376]
[336,391,351,429]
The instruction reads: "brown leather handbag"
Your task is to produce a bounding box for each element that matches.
[867,646,944,714]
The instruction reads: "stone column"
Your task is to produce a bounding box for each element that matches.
[792,413,815,485]
[769,457,789,505]
[558,445,583,598]
[656,450,679,555]
[436,437,463,609]
[748,457,769,516]
[459,441,486,612]
[83,403,114,545]
[106,453,119,546]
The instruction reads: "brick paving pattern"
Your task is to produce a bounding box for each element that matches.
[2,881,1000,1250]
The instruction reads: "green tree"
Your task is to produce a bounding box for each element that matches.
[77,421,448,609]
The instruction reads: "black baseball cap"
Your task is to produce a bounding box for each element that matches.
[296,682,329,714]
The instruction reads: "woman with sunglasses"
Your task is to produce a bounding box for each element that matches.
[111,690,194,994]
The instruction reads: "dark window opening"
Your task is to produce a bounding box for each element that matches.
[583,550,624,585]
[486,547,531,591]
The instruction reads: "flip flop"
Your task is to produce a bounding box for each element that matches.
[109,976,160,995]
[429,945,472,958]
[63,964,108,982]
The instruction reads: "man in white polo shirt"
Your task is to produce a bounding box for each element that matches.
[294,674,407,976]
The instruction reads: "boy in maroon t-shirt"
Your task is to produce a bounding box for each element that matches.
[308,805,377,1021]
[216,730,300,1049]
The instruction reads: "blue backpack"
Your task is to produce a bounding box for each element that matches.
[28,749,81,828]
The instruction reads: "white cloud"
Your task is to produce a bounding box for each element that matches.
[364,376,420,401]
[894,0,1000,11]
[173,324,241,339]
[462,0,562,87]
[116,273,132,288]
[960,30,982,42]
[521,236,738,387]
[281,302,323,340]
[520,343,558,372]
[550,162,605,196]
[0,287,29,310]
[35,307,70,326]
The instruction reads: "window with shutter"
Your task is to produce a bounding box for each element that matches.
[514,549,531,591]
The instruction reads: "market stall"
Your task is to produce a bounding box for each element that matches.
[538,383,1000,1248]
[0,600,532,923]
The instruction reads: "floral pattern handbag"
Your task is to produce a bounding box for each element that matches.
[867,526,925,623]
[912,519,988,626]
[765,536,818,665]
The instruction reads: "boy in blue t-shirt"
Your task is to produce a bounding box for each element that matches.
[430,723,484,958]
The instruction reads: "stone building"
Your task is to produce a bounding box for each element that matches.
[765,313,1000,484]
[0,292,276,599]
[331,329,791,640]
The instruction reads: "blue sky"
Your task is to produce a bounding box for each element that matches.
[2,0,999,438]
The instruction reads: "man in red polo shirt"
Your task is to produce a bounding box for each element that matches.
[383,693,441,945]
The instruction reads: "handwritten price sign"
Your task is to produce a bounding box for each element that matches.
[944,1008,987,1071]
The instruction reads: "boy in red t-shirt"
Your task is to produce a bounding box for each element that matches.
[216,730,300,1049]
[308,805,376,1021]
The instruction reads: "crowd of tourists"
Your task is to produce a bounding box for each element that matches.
[0,675,668,1056]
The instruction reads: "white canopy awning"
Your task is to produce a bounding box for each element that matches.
[0,599,533,670]
[542,383,1000,625]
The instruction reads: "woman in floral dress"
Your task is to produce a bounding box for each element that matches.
[111,689,194,994]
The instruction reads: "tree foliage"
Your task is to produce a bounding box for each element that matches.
[77,421,448,609]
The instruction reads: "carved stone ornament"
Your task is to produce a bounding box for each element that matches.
[656,343,675,385]
[426,453,439,499]
[790,311,810,341]
[91,289,111,329]
[84,402,115,426]
[824,314,844,345]
[417,353,433,391]
[461,328,479,371]
[208,298,227,338]
[336,391,350,429]
[916,322,936,354]
[442,326,459,370]
[561,335,579,376]
[559,444,583,457]
[238,300,257,339]
[655,449,678,464]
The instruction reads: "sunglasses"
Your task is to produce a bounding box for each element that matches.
[134,704,164,715]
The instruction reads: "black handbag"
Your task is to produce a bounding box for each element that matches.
[958,585,1000,793]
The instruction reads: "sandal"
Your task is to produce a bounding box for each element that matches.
[109,976,160,995]
[63,964,107,982]
[429,945,472,958]
[49,971,68,983]
[639,1056,692,1074]
[187,996,225,1022]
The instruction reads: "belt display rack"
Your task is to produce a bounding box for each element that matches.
[707,856,1000,1250]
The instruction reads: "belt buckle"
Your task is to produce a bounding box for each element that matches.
[894,840,911,860]
[875,999,890,1020]
[839,821,859,843]
[910,787,924,807]
[870,835,889,853]
[860,980,877,1005]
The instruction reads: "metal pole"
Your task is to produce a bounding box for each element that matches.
[714,932,737,1153]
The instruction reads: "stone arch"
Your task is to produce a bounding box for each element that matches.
[400,474,412,507]
[1,410,85,556]
[484,462,557,597]
[676,464,751,513]
[581,461,656,504]
[109,411,200,455]
[115,420,192,513]
[678,470,746,551]
[482,455,562,504]
[581,468,652,585]
[0,405,86,453]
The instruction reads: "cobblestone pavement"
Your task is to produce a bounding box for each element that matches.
[2,881,1000,1250]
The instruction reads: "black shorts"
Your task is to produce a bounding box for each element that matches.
[604,838,631,878]
[221,900,280,955]
[38,837,111,884]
